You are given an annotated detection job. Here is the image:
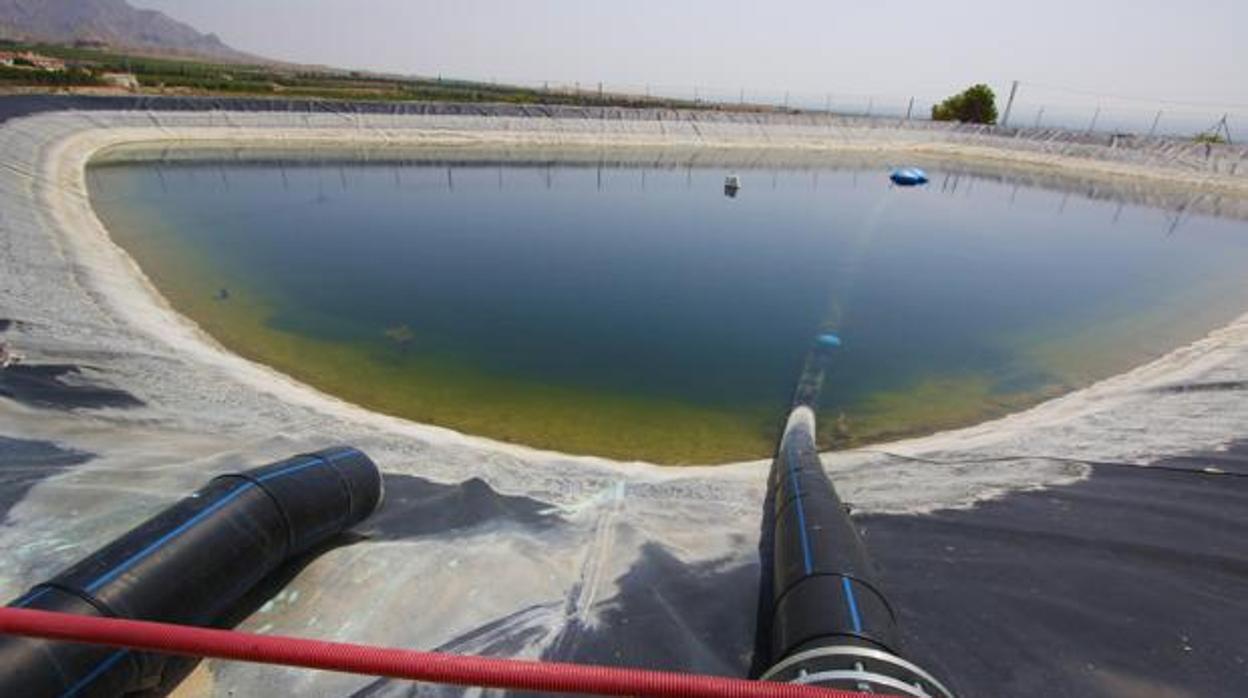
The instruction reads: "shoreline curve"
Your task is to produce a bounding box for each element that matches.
[1,104,1245,514]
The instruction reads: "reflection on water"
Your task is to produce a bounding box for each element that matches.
[87,156,1248,463]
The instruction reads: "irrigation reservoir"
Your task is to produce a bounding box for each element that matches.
[88,154,1248,463]
[4,101,1248,697]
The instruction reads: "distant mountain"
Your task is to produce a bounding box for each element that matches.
[0,0,257,62]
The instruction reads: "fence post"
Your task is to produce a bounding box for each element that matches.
[1087,106,1100,133]
[1148,110,1162,137]
[1000,80,1019,127]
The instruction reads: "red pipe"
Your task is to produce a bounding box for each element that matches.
[0,607,896,698]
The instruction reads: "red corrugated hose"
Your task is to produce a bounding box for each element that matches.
[0,607,902,697]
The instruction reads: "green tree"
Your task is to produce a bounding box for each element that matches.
[931,84,998,124]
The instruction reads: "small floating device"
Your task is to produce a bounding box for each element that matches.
[889,167,929,186]
[724,173,741,198]
[816,332,842,349]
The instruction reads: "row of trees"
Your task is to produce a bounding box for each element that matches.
[0,65,101,86]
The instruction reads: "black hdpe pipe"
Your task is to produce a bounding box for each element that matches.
[0,446,382,698]
[757,338,954,697]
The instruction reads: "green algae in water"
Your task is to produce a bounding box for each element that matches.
[87,159,1248,463]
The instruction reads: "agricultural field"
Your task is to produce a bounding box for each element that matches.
[0,40,703,108]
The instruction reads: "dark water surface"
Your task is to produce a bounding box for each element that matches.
[87,157,1248,462]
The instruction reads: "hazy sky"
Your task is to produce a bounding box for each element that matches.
[132,1,1244,115]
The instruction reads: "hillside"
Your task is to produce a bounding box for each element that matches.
[0,0,254,62]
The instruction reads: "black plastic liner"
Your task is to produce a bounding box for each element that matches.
[0,446,381,698]
[864,443,1248,698]
[240,446,1248,698]
[0,436,93,521]
[0,363,143,410]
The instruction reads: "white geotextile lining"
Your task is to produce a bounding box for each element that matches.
[0,106,1246,696]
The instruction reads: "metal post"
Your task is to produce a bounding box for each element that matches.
[1034,107,1045,129]
[1148,110,1162,137]
[1087,106,1101,133]
[905,96,914,120]
[1000,80,1019,127]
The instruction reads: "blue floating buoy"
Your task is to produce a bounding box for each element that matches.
[889,167,929,186]
[816,332,842,349]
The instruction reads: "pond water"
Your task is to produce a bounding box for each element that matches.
[87,155,1248,463]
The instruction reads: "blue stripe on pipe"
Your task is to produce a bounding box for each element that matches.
[257,452,336,482]
[842,575,864,633]
[782,427,866,636]
[784,439,814,576]
[83,450,353,593]
[60,649,128,698]
[13,586,52,608]
[49,450,358,696]
[83,483,252,593]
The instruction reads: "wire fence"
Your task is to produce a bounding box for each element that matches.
[470,77,1242,143]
